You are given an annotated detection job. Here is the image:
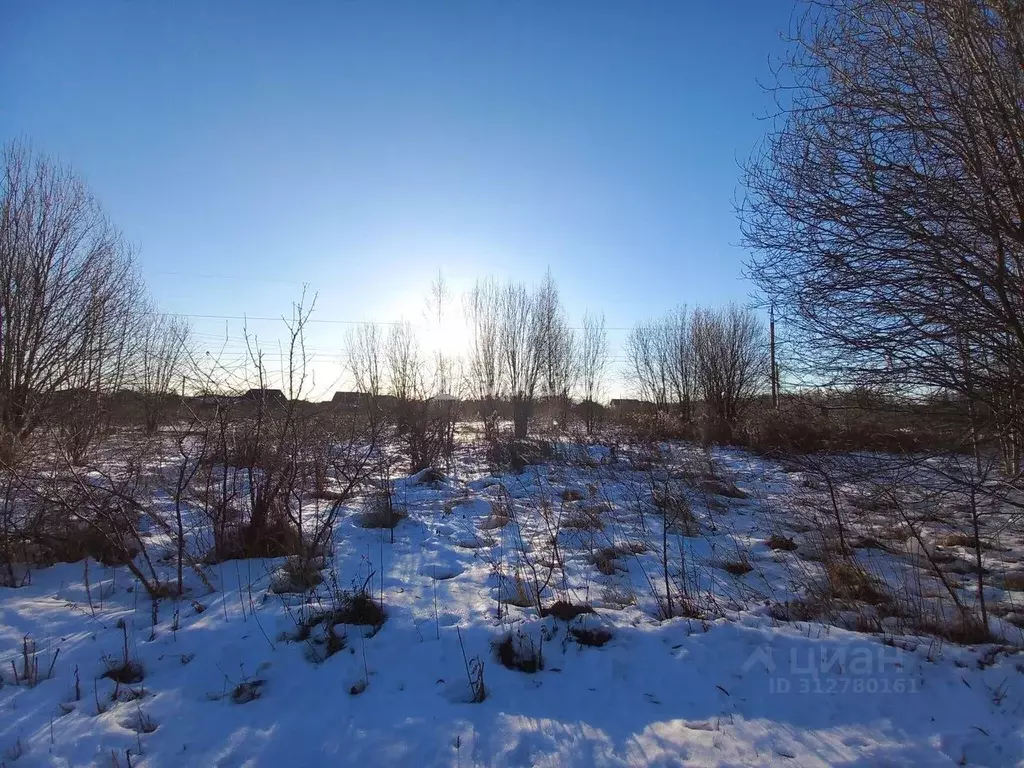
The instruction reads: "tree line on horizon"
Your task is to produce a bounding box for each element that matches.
[0,139,772,456]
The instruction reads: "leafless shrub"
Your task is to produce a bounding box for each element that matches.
[358,491,408,531]
[403,398,460,475]
[346,323,385,425]
[498,570,537,608]
[103,623,143,685]
[304,589,386,629]
[591,546,622,576]
[820,561,890,607]
[618,313,684,417]
[6,635,59,688]
[540,600,594,621]
[721,558,753,577]
[494,629,544,672]
[269,556,324,594]
[457,627,486,703]
[500,281,544,439]
[624,304,766,444]
[12,439,168,597]
[486,436,555,473]
[230,677,265,704]
[766,534,798,551]
[190,296,382,567]
[561,506,604,532]
[137,313,191,434]
[570,626,613,647]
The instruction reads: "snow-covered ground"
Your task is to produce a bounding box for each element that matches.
[2,438,1023,766]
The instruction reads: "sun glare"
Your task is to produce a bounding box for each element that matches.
[420,311,469,360]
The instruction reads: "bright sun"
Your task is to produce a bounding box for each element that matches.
[419,311,469,360]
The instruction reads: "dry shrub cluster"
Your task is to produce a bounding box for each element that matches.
[358,490,408,530]
[486,436,556,473]
[737,394,967,457]
[494,629,544,673]
[0,300,384,597]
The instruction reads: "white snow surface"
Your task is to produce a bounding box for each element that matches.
[1,441,1023,767]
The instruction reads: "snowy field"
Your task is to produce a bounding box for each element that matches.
[1,435,1023,767]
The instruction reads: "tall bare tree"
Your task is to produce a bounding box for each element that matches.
[579,311,608,435]
[0,141,143,452]
[625,319,669,409]
[386,321,420,404]
[464,279,504,440]
[385,319,422,438]
[691,305,768,442]
[424,269,452,328]
[536,271,577,430]
[500,281,543,439]
[740,0,1024,472]
[664,306,694,425]
[138,311,191,433]
[346,322,385,422]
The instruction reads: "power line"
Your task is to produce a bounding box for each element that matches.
[150,312,402,326]
[157,311,633,331]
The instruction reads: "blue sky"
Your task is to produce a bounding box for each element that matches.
[4,1,794,397]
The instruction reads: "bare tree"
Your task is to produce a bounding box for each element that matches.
[536,271,577,430]
[579,311,608,435]
[433,353,463,461]
[346,322,385,422]
[387,324,460,473]
[0,141,143,450]
[691,304,768,443]
[625,319,669,409]
[55,271,149,463]
[664,306,694,425]
[421,270,461,457]
[138,311,191,433]
[424,269,452,328]
[499,281,543,439]
[386,320,420,423]
[464,279,504,440]
[740,0,1024,472]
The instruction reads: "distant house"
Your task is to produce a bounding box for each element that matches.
[429,393,459,404]
[242,388,287,404]
[332,391,368,409]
